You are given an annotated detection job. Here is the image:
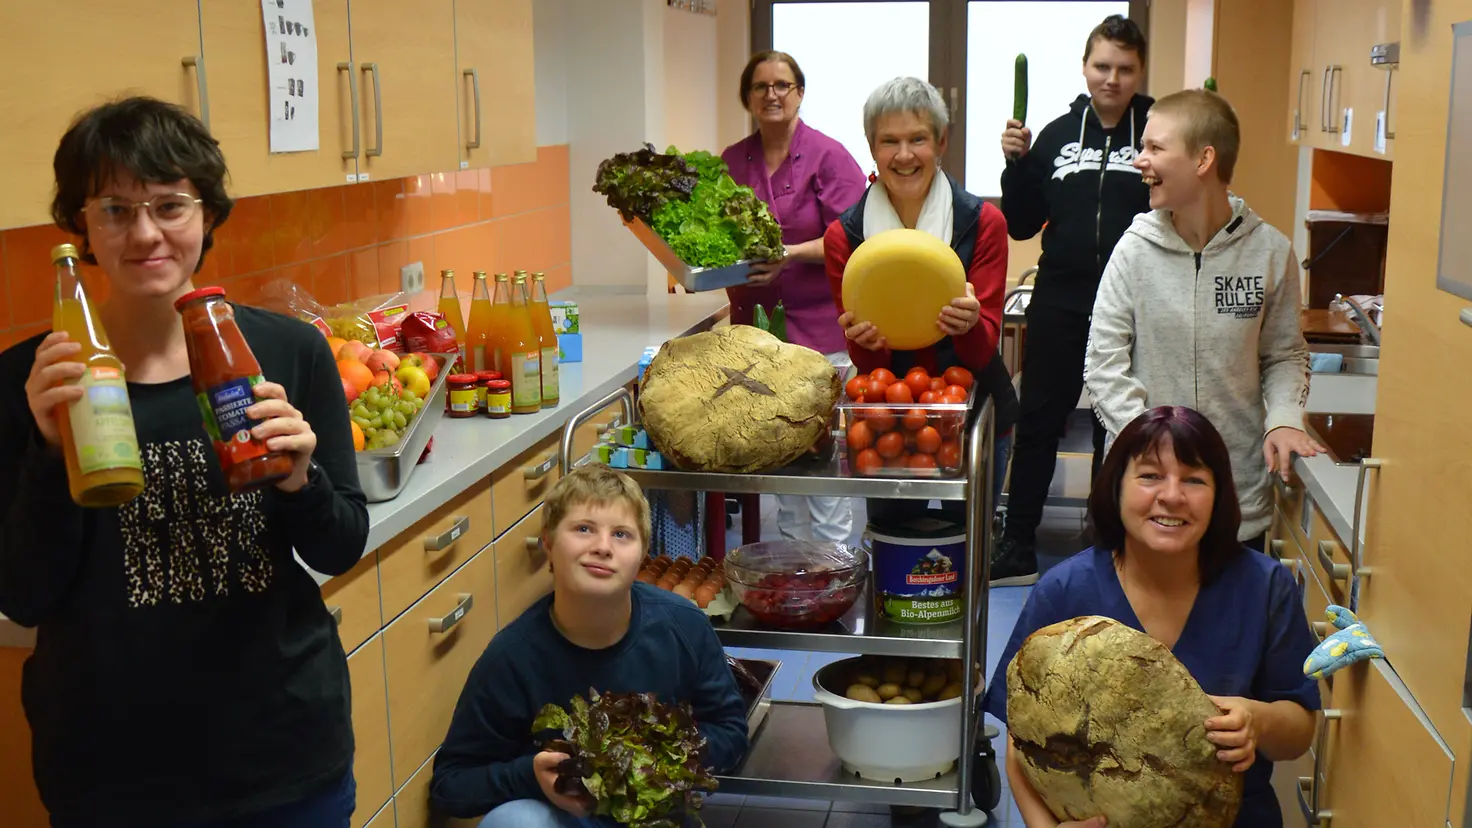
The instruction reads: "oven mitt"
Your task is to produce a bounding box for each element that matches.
[1304,605,1383,680]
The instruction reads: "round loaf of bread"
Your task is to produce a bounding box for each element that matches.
[638,325,840,473]
[1006,616,1243,827]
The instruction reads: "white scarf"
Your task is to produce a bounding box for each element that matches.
[861,170,954,245]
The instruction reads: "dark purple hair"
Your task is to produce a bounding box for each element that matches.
[1088,406,1243,583]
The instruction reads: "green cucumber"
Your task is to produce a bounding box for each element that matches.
[1013,54,1029,124]
[769,302,787,343]
[1204,76,1218,92]
[753,303,769,333]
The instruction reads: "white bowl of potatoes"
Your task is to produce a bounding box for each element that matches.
[812,654,977,783]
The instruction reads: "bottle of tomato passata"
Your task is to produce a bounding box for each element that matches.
[174,287,295,493]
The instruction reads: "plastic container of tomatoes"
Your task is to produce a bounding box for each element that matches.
[837,364,977,479]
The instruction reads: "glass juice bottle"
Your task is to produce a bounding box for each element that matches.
[466,271,495,373]
[490,273,512,374]
[507,274,542,415]
[51,243,145,507]
[175,287,296,494]
[528,272,559,408]
[437,269,466,371]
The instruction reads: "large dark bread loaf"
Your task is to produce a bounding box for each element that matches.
[638,325,840,473]
[1006,616,1243,827]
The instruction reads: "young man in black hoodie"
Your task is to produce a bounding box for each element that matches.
[994,14,1153,584]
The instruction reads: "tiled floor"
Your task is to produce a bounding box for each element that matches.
[716,494,1092,827]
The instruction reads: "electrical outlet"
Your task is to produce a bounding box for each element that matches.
[400,261,425,293]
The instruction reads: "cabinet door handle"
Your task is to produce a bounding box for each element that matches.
[1350,459,1382,575]
[1382,70,1396,140]
[424,516,470,552]
[428,593,474,633]
[328,605,343,626]
[1327,65,1344,133]
[362,62,383,158]
[1270,538,1287,561]
[524,451,558,481]
[1317,541,1352,583]
[525,535,542,559]
[1312,620,1329,641]
[1320,66,1332,131]
[1295,69,1310,134]
[464,68,482,151]
[338,62,360,159]
[1297,708,1343,825]
[182,55,210,131]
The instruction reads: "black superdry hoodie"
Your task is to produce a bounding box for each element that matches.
[1000,92,1154,315]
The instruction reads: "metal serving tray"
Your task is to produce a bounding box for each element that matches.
[624,217,760,293]
[733,658,781,739]
[356,352,456,503]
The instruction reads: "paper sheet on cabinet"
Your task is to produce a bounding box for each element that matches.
[262,0,320,153]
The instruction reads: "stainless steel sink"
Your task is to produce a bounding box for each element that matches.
[1309,343,1380,359]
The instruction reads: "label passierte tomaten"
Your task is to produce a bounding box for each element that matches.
[197,374,273,468]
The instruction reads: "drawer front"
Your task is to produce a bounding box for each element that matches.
[1299,554,1336,704]
[348,637,393,828]
[394,750,481,828]
[323,553,382,655]
[1306,504,1353,608]
[570,399,628,464]
[491,432,561,539]
[379,478,494,623]
[493,506,551,629]
[383,548,497,789]
[363,800,394,828]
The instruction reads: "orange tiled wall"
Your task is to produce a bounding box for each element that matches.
[0,145,570,353]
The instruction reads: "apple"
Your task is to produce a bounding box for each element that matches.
[339,340,372,363]
[395,363,432,398]
[341,377,360,404]
[402,352,440,382]
[365,348,400,374]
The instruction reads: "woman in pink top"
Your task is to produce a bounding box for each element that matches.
[722,51,866,543]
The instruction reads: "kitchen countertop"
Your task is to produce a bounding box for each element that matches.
[0,288,731,649]
[1295,373,1379,550]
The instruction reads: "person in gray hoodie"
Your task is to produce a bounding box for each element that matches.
[1085,89,1325,545]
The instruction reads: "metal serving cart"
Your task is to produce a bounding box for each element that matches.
[560,386,1004,827]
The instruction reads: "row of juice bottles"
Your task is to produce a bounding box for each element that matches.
[436,269,559,414]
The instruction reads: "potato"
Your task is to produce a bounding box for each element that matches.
[882,662,907,685]
[854,673,880,688]
[906,668,927,688]
[876,682,903,701]
[938,681,963,701]
[946,660,964,681]
[921,673,949,698]
[903,687,924,703]
[845,684,883,704]
[884,696,913,705]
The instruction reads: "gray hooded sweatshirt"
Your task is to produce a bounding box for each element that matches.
[1085,196,1310,539]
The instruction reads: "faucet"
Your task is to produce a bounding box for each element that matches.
[1335,293,1382,346]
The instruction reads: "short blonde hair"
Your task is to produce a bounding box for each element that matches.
[542,464,651,553]
[1149,89,1240,184]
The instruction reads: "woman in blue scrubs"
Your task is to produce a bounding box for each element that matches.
[982,406,1319,828]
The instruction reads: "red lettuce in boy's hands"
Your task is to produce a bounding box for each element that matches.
[533,689,719,828]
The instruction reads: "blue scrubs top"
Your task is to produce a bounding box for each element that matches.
[982,547,1321,828]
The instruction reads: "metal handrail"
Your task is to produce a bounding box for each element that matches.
[560,386,636,474]
[956,395,996,815]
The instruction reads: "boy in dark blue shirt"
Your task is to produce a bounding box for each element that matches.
[430,464,749,827]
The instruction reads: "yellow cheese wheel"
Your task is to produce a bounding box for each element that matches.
[840,228,967,351]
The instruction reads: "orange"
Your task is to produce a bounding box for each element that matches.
[325,336,349,358]
[338,358,374,393]
[350,421,365,452]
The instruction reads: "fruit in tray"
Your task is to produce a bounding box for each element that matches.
[843,365,974,476]
[332,340,429,452]
[839,656,975,705]
[637,555,726,609]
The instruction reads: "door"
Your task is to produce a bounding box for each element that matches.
[0,0,204,229]
[199,0,359,195]
[455,0,536,169]
[347,0,459,181]
[1286,0,1317,145]
[1349,0,1400,158]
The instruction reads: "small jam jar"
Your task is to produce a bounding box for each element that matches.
[446,374,480,418]
[485,379,512,419]
[475,370,503,411]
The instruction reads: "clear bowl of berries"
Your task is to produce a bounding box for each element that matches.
[724,540,869,629]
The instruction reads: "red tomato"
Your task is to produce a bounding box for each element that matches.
[854,448,884,476]
[940,392,967,406]
[864,380,890,403]
[944,384,968,399]
[884,382,914,404]
[906,453,939,470]
[918,390,939,405]
[903,369,931,398]
[936,439,962,470]
[869,368,897,386]
[937,413,964,438]
[863,409,897,432]
[847,420,875,451]
[943,366,975,390]
[902,408,929,431]
[929,376,947,392]
[915,426,942,454]
[844,376,869,402]
[876,431,906,459]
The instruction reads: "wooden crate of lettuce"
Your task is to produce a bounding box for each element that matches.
[594,144,785,292]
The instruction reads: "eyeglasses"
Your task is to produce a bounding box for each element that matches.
[749,81,799,98]
[82,193,203,233]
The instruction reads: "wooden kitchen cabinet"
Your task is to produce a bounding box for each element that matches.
[1285,0,1318,145]
[348,636,394,828]
[1300,0,1400,158]
[345,0,459,182]
[454,0,536,170]
[0,0,204,230]
[198,0,359,195]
